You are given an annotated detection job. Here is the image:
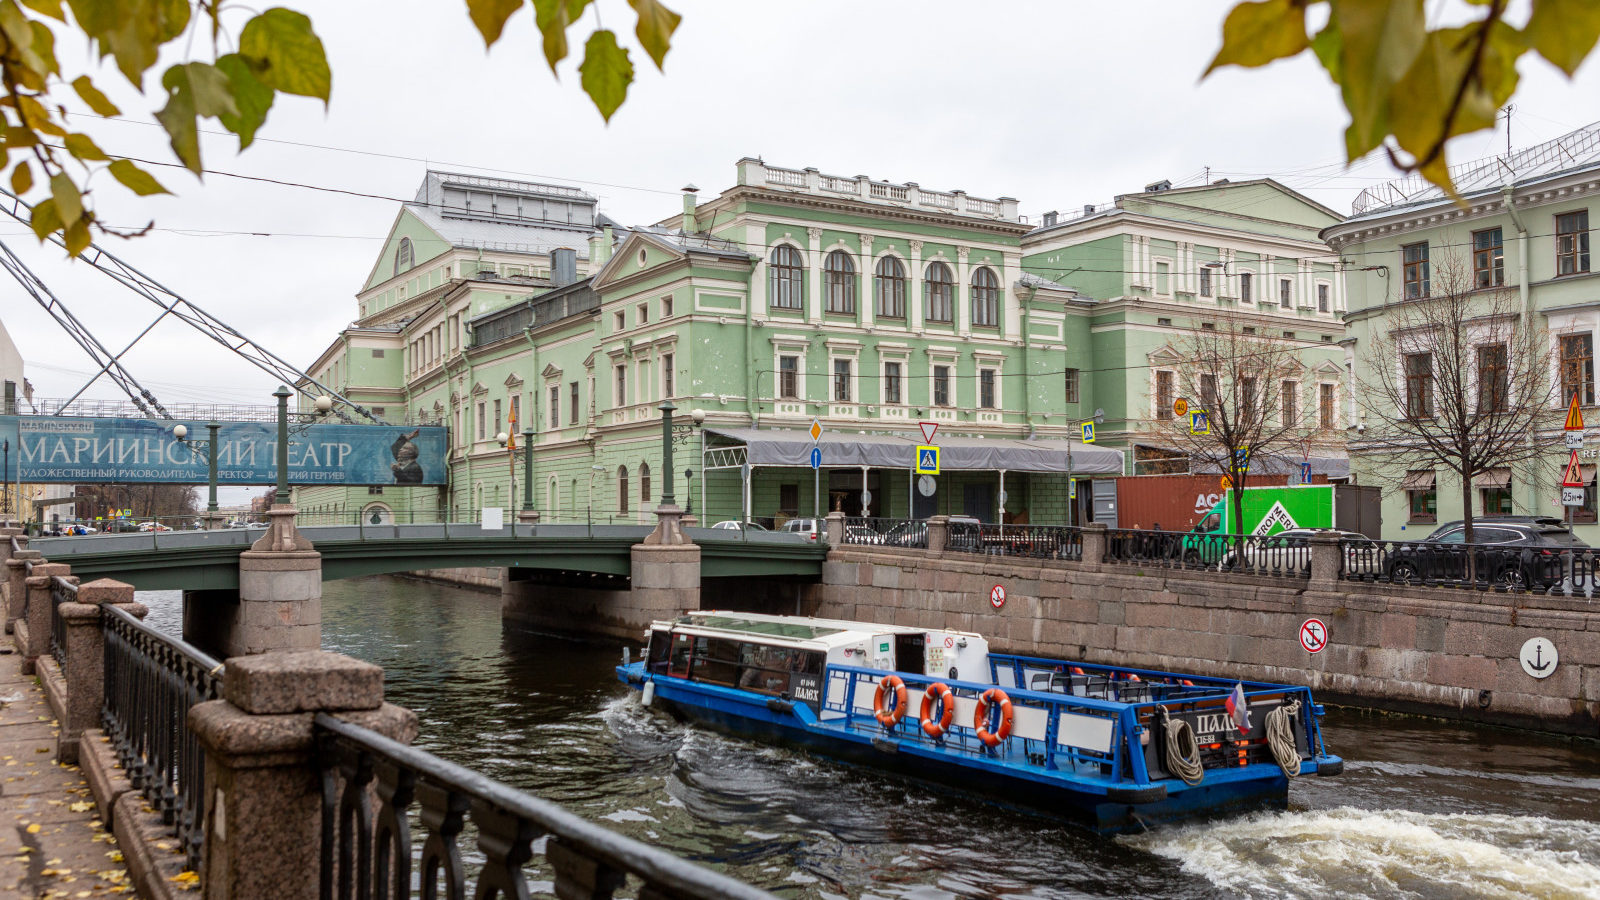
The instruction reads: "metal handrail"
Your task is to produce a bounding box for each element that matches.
[313,713,775,900]
[48,575,75,665]
[101,604,224,872]
[841,516,928,548]
[948,523,1082,560]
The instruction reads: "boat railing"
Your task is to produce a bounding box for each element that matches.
[823,663,1148,783]
[822,660,1325,788]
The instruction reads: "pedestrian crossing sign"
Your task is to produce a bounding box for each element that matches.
[1081,421,1096,444]
[1189,410,1210,435]
[915,445,941,475]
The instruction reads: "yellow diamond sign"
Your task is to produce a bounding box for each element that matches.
[809,419,822,442]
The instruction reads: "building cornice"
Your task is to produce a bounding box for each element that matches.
[708,186,1034,238]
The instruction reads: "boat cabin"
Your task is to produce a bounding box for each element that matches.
[645,613,992,711]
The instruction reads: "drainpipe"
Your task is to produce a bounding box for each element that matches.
[1019,284,1034,423]
[523,325,540,498]
[1503,183,1537,513]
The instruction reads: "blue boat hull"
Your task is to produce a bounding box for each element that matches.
[618,664,1317,834]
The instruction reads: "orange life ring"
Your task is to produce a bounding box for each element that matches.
[973,687,1013,747]
[873,675,908,729]
[919,682,955,739]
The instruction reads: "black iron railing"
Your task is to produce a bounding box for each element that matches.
[313,713,775,900]
[1103,530,1312,578]
[1339,537,1570,593]
[947,523,1082,560]
[48,575,75,665]
[841,517,929,548]
[101,605,224,872]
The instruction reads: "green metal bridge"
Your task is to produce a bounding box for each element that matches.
[30,524,828,591]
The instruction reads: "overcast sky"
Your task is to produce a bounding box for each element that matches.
[7,0,1600,500]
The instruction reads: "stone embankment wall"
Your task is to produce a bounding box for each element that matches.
[806,538,1599,737]
[410,566,503,591]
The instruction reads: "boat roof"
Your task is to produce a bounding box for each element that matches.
[659,611,982,650]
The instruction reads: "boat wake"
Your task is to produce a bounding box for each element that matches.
[1124,806,1600,899]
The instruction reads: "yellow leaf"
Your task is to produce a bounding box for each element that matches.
[70,76,121,117]
[1205,0,1309,74]
[1331,0,1426,160]
[1525,0,1600,76]
[48,173,80,225]
[64,133,107,161]
[578,29,632,122]
[237,8,331,103]
[169,871,198,884]
[68,801,91,812]
[466,0,524,47]
[26,823,40,833]
[627,0,679,71]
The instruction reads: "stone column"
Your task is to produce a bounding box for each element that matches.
[20,563,73,674]
[825,511,845,545]
[228,505,321,657]
[57,578,145,764]
[5,547,40,633]
[926,514,949,556]
[1307,532,1343,590]
[1081,522,1108,566]
[629,543,701,625]
[190,650,417,900]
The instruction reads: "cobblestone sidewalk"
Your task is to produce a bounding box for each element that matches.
[0,646,133,898]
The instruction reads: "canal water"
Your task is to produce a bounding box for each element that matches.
[143,577,1600,899]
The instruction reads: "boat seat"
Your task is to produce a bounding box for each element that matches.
[1028,673,1054,692]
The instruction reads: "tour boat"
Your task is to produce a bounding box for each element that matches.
[615,611,1342,833]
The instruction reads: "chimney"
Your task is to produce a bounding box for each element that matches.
[1042,210,1059,227]
[587,230,610,267]
[1083,204,1095,216]
[551,247,578,287]
[681,184,699,233]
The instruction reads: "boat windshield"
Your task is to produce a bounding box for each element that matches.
[674,614,847,641]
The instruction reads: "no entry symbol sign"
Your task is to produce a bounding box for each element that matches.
[1299,618,1328,654]
[989,584,1006,609]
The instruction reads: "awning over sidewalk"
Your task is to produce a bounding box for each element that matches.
[703,427,1124,474]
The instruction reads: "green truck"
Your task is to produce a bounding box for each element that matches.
[1182,484,1380,565]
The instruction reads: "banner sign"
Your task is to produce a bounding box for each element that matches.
[0,416,448,486]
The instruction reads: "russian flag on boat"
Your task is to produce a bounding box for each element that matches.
[1225,682,1251,734]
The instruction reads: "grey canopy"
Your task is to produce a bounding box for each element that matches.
[703,427,1124,474]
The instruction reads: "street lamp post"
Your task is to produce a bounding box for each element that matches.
[173,421,223,529]
[521,426,535,518]
[273,385,291,506]
[658,400,676,507]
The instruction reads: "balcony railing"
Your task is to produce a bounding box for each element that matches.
[740,160,1019,221]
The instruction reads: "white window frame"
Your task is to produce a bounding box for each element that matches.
[977,366,999,409]
[771,339,809,401]
[880,355,909,406]
[1153,257,1173,297]
[830,355,856,403]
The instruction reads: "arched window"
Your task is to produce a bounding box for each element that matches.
[395,237,414,275]
[641,463,652,504]
[824,250,855,314]
[618,465,630,515]
[874,256,906,318]
[768,245,803,309]
[971,266,1000,327]
[570,478,578,515]
[925,261,954,323]
[547,476,557,511]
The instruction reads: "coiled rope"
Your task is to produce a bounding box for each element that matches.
[1265,699,1303,778]
[1158,706,1204,785]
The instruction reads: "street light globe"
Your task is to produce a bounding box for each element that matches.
[691,408,706,425]
[172,424,188,440]
[314,395,334,414]
[495,431,509,446]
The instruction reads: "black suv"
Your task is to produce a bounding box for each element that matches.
[1387,520,1587,590]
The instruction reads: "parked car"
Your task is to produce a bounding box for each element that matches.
[138,521,172,532]
[779,517,823,541]
[710,520,767,531]
[1216,528,1377,574]
[1386,521,1586,590]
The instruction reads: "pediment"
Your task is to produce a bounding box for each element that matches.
[542,363,563,379]
[1147,344,1183,364]
[592,231,689,289]
[470,381,488,396]
[504,372,523,388]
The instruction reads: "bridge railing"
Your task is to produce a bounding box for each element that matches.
[947,522,1083,560]
[48,575,74,665]
[102,604,224,872]
[841,517,929,548]
[314,713,775,900]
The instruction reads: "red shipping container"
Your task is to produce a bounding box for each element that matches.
[1115,473,1328,531]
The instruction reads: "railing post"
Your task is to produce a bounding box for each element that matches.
[825,511,845,546]
[20,563,72,674]
[5,546,40,633]
[1081,523,1108,566]
[57,578,142,764]
[190,650,418,900]
[1308,532,1343,589]
[926,515,949,556]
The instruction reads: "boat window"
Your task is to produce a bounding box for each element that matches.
[668,632,694,677]
[737,645,794,694]
[647,629,672,673]
[689,636,744,687]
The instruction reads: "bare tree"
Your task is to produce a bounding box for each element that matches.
[1163,313,1310,546]
[1354,259,1551,546]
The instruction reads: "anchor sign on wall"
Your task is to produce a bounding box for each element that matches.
[1519,637,1558,679]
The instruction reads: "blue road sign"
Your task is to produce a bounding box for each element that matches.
[1235,446,1250,471]
[1299,461,1313,484]
[1081,421,1096,444]
[810,446,822,470]
[1189,410,1210,435]
[915,445,941,475]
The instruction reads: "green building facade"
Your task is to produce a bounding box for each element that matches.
[296,162,1354,529]
[1328,123,1600,541]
